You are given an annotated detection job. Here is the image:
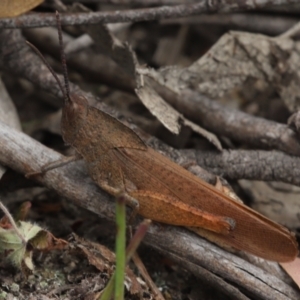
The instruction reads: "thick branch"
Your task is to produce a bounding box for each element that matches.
[162,14,299,36]
[173,90,300,156]
[0,1,299,28]
[185,149,300,186]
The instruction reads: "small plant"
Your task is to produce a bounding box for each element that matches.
[0,201,67,272]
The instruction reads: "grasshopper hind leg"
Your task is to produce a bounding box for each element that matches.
[96,181,140,224]
[88,157,141,224]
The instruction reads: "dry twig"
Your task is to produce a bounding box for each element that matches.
[183,148,300,186]
[0,0,299,28]
[162,14,299,36]
[169,90,300,156]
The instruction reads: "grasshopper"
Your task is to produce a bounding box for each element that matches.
[27,12,298,262]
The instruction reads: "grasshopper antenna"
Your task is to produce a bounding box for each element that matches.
[26,41,67,102]
[26,12,71,106]
[55,11,71,104]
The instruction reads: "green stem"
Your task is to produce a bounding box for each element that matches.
[114,195,126,300]
[99,200,151,300]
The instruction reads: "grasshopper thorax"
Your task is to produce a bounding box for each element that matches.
[61,94,88,144]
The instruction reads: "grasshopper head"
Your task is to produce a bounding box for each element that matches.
[61,94,88,144]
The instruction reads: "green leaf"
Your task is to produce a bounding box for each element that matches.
[0,221,42,270]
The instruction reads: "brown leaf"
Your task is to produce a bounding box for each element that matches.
[29,230,68,251]
[156,30,300,112]
[69,234,142,296]
[0,0,43,18]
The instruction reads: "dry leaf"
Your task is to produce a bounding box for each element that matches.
[30,230,68,251]
[154,30,300,113]
[69,234,142,296]
[281,258,300,288]
[135,83,181,134]
[0,0,43,18]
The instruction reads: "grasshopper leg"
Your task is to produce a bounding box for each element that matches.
[26,154,82,178]
[98,182,140,224]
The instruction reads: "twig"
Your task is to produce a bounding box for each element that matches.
[278,20,300,38]
[0,201,26,245]
[166,251,251,300]
[65,0,193,5]
[0,0,299,28]
[185,148,300,186]
[168,89,300,157]
[132,253,165,300]
[148,228,298,300]
[162,14,299,36]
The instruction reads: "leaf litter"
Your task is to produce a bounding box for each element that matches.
[3,2,300,298]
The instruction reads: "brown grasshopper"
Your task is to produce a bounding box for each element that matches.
[27,12,298,262]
